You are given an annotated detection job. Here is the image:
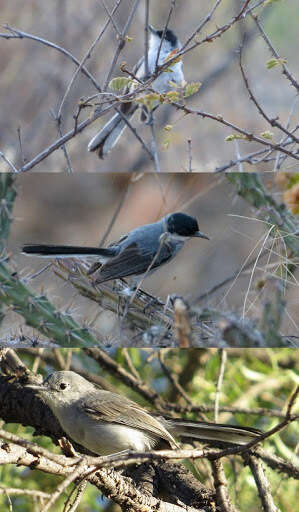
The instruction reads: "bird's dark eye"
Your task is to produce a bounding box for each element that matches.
[59,383,67,390]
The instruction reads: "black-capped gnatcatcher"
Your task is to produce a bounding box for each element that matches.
[27,371,262,456]
[88,26,184,158]
[22,212,209,288]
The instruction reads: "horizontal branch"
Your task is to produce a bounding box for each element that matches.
[0,431,202,512]
[171,102,299,162]
[53,260,172,333]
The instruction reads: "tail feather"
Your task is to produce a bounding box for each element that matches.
[88,105,138,158]
[99,118,127,158]
[88,113,127,158]
[22,245,116,259]
[166,419,261,446]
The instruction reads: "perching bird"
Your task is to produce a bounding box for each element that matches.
[27,371,262,456]
[88,26,184,158]
[22,212,209,287]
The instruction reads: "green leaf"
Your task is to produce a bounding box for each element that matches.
[109,77,133,91]
[266,58,287,69]
[225,134,249,142]
[184,81,202,98]
[165,91,180,102]
[162,138,171,150]
[135,93,161,110]
[288,173,299,187]
[260,130,274,140]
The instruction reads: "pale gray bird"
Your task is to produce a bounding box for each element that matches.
[88,26,184,158]
[27,371,262,456]
[22,212,209,288]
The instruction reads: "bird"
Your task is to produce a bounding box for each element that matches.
[88,26,184,158]
[22,212,209,288]
[27,371,262,456]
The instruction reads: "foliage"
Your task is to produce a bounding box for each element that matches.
[0,348,298,511]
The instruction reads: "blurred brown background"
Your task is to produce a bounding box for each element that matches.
[0,0,298,172]
[2,173,298,342]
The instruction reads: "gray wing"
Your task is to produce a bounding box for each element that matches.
[87,235,127,276]
[93,241,173,283]
[79,391,177,447]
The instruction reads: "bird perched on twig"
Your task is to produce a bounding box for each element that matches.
[88,26,184,158]
[22,212,209,288]
[27,371,262,456]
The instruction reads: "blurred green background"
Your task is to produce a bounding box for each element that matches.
[0,0,298,172]
[1,348,298,511]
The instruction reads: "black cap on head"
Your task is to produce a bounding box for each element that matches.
[152,28,178,47]
[166,213,198,236]
[166,212,209,239]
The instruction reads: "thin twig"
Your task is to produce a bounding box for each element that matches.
[211,459,239,512]
[55,114,74,174]
[99,178,132,246]
[102,0,140,90]
[239,43,299,144]
[154,0,177,70]
[149,112,161,172]
[16,126,25,166]
[144,0,150,78]
[56,0,124,121]
[247,455,279,512]
[0,25,101,90]
[0,150,18,172]
[214,349,227,423]
[187,139,193,172]
[251,14,299,93]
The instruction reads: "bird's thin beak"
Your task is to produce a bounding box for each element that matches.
[26,383,45,391]
[194,231,210,240]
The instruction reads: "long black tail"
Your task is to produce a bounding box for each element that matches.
[22,245,116,258]
[165,418,262,445]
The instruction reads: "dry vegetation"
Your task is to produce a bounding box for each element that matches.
[0,0,298,172]
[1,172,298,347]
